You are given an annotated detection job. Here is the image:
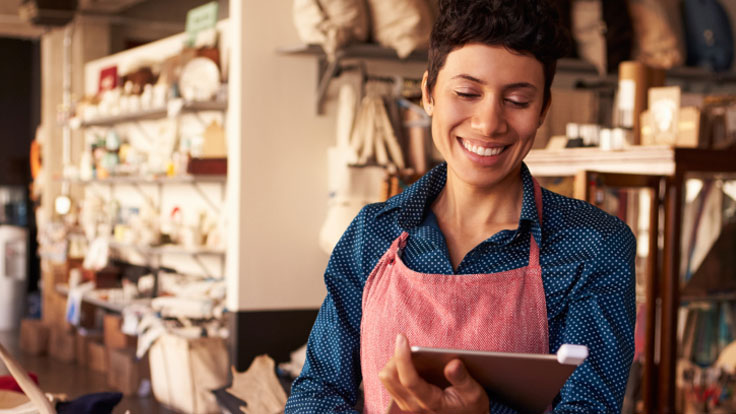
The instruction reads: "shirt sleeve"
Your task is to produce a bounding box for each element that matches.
[553,221,637,413]
[285,206,375,413]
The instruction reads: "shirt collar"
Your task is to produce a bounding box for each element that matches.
[378,162,542,244]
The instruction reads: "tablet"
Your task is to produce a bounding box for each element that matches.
[410,344,588,414]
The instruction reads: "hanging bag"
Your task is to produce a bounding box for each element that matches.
[626,0,684,68]
[571,0,634,74]
[681,0,734,71]
[366,0,435,58]
[292,0,370,59]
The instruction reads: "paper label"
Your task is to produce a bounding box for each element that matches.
[618,80,636,111]
[185,2,218,47]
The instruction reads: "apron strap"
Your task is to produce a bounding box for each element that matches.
[529,177,543,268]
[387,231,410,263]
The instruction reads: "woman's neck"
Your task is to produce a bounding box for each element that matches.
[432,167,524,235]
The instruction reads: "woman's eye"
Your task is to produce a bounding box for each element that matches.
[455,91,480,99]
[505,99,530,108]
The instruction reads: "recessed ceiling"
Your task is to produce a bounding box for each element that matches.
[0,0,149,39]
[0,0,43,38]
[78,0,147,14]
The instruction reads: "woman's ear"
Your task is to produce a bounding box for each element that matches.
[421,71,433,116]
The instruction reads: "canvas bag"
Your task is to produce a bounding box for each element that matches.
[292,0,369,59]
[319,85,406,253]
[319,85,391,253]
[681,0,734,71]
[627,0,684,69]
[571,0,633,74]
[149,334,229,414]
[366,0,435,58]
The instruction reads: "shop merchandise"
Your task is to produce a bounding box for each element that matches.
[367,0,435,58]
[626,0,684,68]
[292,0,370,59]
[682,0,734,71]
[179,57,221,102]
[227,355,288,414]
[148,333,229,414]
[570,0,633,74]
[319,82,415,253]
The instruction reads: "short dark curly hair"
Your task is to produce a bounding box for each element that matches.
[426,0,571,110]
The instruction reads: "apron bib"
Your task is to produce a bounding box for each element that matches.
[360,178,548,413]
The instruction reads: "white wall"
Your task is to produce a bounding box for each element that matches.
[226,2,429,311]
[227,0,334,311]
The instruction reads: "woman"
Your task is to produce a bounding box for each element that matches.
[286,0,636,412]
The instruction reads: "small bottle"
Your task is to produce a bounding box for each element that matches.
[565,123,584,148]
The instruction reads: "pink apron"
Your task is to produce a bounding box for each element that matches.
[360,179,549,413]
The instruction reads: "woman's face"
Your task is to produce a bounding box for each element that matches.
[423,43,548,190]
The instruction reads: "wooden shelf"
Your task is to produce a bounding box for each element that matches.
[681,292,736,302]
[277,43,428,62]
[279,43,736,83]
[109,241,226,256]
[54,284,148,313]
[61,174,226,185]
[526,146,736,178]
[73,99,227,128]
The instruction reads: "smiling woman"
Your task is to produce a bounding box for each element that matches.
[286,1,637,413]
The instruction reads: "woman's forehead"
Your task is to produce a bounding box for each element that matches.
[439,43,545,87]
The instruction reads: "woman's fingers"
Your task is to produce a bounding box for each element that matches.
[379,355,422,412]
[380,334,443,413]
[444,359,490,410]
[395,334,444,411]
[444,359,474,390]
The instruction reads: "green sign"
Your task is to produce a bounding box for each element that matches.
[185,1,219,47]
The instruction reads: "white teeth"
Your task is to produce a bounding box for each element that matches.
[461,139,504,157]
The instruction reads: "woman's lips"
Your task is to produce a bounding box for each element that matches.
[458,137,508,157]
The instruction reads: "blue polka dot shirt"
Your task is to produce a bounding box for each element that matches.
[286,162,636,413]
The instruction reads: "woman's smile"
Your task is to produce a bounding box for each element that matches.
[423,43,547,191]
[457,137,509,166]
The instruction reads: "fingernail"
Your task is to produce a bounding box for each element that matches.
[451,359,467,381]
[395,334,405,352]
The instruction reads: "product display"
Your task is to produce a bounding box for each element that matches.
[292,0,370,59]
[17,1,736,413]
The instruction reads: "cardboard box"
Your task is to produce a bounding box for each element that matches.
[88,341,108,373]
[82,265,120,289]
[41,259,71,329]
[75,330,104,369]
[19,319,49,355]
[49,326,76,364]
[640,107,703,148]
[187,158,226,175]
[107,347,148,395]
[103,314,137,350]
[150,334,229,413]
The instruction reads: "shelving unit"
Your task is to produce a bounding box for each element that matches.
[61,174,226,185]
[67,93,228,277]
[109,241,225,257]
[526,146,736,414]
[279,43,736,114]
[54,283,151,313]
[71,99,228,128]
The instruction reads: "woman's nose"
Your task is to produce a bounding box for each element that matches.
[470,97,507,136]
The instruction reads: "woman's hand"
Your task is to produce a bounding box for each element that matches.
[379,334,490,414]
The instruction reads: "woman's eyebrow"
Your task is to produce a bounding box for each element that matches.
[452,74,486,84]
[504,82,537,91]
[451,75,538,92]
